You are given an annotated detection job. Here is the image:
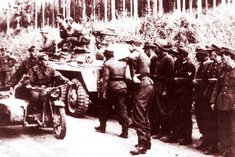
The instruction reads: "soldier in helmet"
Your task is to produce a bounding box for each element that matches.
[95,48,129,139]
[39,29,56,57]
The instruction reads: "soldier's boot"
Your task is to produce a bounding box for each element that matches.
[120,126,128,138]
[95,123,106,133]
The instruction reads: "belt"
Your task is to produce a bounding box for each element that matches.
[109,78,124,81]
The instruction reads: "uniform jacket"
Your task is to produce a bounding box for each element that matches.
[153,52,174,95]
[9,57,38,87]
[100,57,127,93]
[173,58,196,93]
[128,49,153,87]
[22,64,69,87]
[40,38,56,56]
[211,65,235,111]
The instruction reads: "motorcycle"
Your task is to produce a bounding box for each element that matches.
[0,84,67,139]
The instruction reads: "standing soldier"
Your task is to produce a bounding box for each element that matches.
[152,39,175,142]
[192,47,214,150]
[0,48,16,86]
[126,40,154,155]
[210,48,235,157]
[95,48,129,139]
[172,46,196,145]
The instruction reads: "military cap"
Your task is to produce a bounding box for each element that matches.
[38,54,49,61]
[125,38,142,47]
[28,45,36,52]
[177,46,189,55]
[195,47,208,56]
[168,47,178,55]
[220,47,235,58]
[154,39,172,50]
[103,49,114,57]
[143,42,156,49]
[210,44,221,51]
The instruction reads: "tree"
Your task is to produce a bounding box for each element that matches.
[197,0,202,16]
[159,0,163,16]
[153,0,157,17]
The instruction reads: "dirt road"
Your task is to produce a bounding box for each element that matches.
[0,115,220,157]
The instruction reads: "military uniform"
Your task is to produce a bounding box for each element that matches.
[8,56,38,87]
[0,52,16,86]
[153,51,175,140]
[193,56,214,147]
[173,57,195,144]
[128,48,154,150]
[96,51,129,138]
[211,65,235,157]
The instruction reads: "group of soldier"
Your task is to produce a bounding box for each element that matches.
[95,37,235,156]
[0,12,235,157]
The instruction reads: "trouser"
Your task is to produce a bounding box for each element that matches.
[99,88,129,127]
[173,92,192,140]
[131,84,154,146]
[218,111,235,157]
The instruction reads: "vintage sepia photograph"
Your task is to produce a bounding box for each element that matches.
[0,0,235,156]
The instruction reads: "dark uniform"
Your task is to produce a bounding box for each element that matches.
[95,49,129,138]
[193,48,215,149]
[172,48,195,145]
[18,54,69,102]
[128,47,154,154]
[153,51,175,141]
[211,50,235,157]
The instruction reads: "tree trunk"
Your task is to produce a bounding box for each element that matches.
[189,0,193,13]
[111,0,115,20]
[147,0,150,16]
[159,0,163,16]
[213,0,216,10]
[104,0,107,22]
[35,0,38,29]
[205,0,208,10]
[62,0,65,18]
[177,0,181,12]
[130,0,133,17]
[93,0,96,21]
[6,4,10,35]
[182,0,186,13]
[133,0,138,19]
[67,0,71,17]
[197,0,202,16]
[153,0,157,17]
[42,0,45,28]
[82,0,86,22]
[123,0,126,16]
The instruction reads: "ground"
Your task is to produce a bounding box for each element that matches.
[0,115,221,157]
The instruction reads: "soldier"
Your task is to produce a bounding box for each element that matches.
[0,48,16,86]
[95,48,129,138]
[192,47,214,150]
[39,29,56,57]
[56,13,68,50]
[8,46,38,89]
[210,48,235,157]
[18,54,70,103]
[172,46,196,145]
[126,40,154,155]
[142,42,159,136]
[152,39,175,142]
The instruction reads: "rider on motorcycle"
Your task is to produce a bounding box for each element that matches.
[16,54,71,114]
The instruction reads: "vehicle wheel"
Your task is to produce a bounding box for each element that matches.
[53,107,66,139]
[66,79,90,118]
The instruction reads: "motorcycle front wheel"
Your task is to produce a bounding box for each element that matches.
[53,107,67,139]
